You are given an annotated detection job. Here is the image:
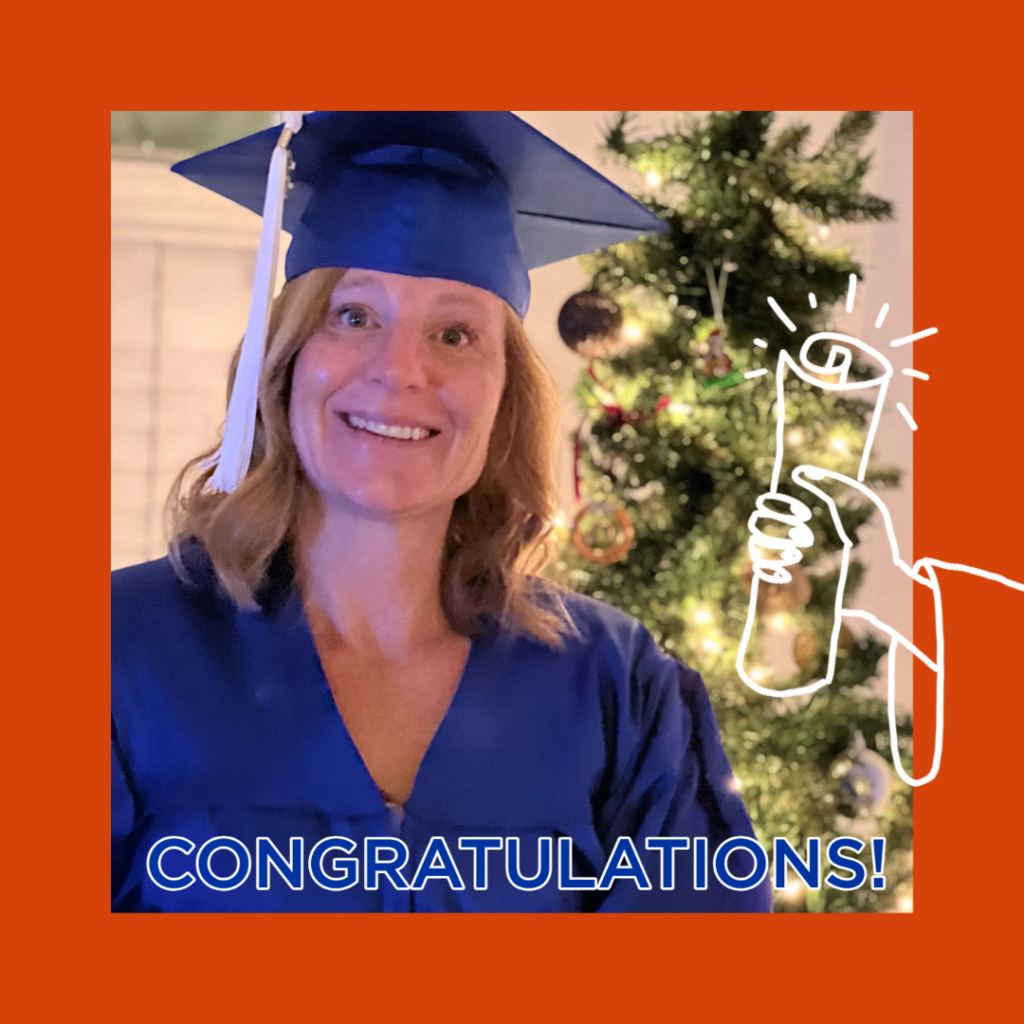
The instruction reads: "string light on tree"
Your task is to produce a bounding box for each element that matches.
[692,604,715,625]
[829,432,853,457]
[622,319,645,343]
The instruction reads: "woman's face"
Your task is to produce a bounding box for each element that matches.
[289,269,507,519]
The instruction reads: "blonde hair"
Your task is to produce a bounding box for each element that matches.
[168,267,572,647]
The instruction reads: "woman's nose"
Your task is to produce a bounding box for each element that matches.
[364,324,431,390]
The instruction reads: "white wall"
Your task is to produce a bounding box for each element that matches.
[111,159,261,568]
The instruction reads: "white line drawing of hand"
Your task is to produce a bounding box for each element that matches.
[737,326,893,701]
[736,282,1023,787]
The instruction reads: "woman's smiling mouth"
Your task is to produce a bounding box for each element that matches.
[337,412,440,442]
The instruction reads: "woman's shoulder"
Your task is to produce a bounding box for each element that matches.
[521,582,696,697]
[111,544,232,648]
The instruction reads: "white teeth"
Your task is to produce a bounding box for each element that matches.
[346,414,432,441]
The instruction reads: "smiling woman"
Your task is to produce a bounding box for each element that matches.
[111,111,771,913]
[167,265,564,644]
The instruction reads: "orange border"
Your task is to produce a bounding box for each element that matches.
[15,16,1021,1016]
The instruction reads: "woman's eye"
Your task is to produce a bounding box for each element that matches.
[334,305,370,328]
[440,324,475,347]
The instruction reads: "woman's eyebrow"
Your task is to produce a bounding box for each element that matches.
[333,272,382,293]
[433,293,491,314]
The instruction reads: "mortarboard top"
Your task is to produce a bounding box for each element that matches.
[169,111,667,492]
[171,110,666,319]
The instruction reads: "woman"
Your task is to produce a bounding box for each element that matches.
[112,111,771,912]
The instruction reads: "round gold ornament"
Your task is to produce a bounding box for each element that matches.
[793,630,819,671]
[741,560,812,615]
[795,624,856,670]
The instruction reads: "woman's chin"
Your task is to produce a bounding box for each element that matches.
[321,481,452,523]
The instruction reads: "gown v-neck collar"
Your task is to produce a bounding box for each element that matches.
[270,580,489,826]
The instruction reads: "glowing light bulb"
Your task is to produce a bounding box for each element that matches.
[786,427,806,447]
[551,510,566,530]
[897,895,913,913]
[692,606,714,625]
[728,776,743,792]
[748,664,771,684]
[767,613,790,632]
[623,321,644,342]
[645,170,663,188]
[829,434,851,456]
[783,880,804,901]
[700,637,724,655]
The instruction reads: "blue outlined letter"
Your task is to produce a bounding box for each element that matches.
[557,836,597,890]
[645,837,690,890]
[773,837,821,891]
[713,837,769,892]
[196,836,252,891]
[826,837,867,890]
[364,837,411,891]
[506,837,553,891]
[597,837,652,891]
[309,837,359,891]
[410,837,465,891]
[458,837,503,890]
[146,836,196,892]
[694,836,708,889]
[256,837,304,891]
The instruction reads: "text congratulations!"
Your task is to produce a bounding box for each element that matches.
[146,835,888,893]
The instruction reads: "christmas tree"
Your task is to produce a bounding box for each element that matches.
[553,111,912,912]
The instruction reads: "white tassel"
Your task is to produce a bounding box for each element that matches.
[207,111,305,492]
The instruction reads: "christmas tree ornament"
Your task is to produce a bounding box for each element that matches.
[697,328,733,378]
[558,290,623,358]
[692,325,745,390]
[795,624,857,670]
[570,500,636,564]
[833,736,892,817]
[742,560,812,615]
[793,630,820,671]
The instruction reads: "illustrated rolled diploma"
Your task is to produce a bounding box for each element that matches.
[735,332,940,786]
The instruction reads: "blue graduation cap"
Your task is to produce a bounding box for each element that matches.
[171,111,666,492]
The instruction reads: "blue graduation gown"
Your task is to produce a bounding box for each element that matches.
[111,546,771,912]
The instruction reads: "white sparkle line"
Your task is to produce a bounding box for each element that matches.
[896,402,917,431]
[875,303,889,328]
[903,368,930,380]
[744,368,768,379]
[753,338,768,349]
[767,296,797,332]
[890,327,938,348]
[808,293,817,309]
[846,274,857,312]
